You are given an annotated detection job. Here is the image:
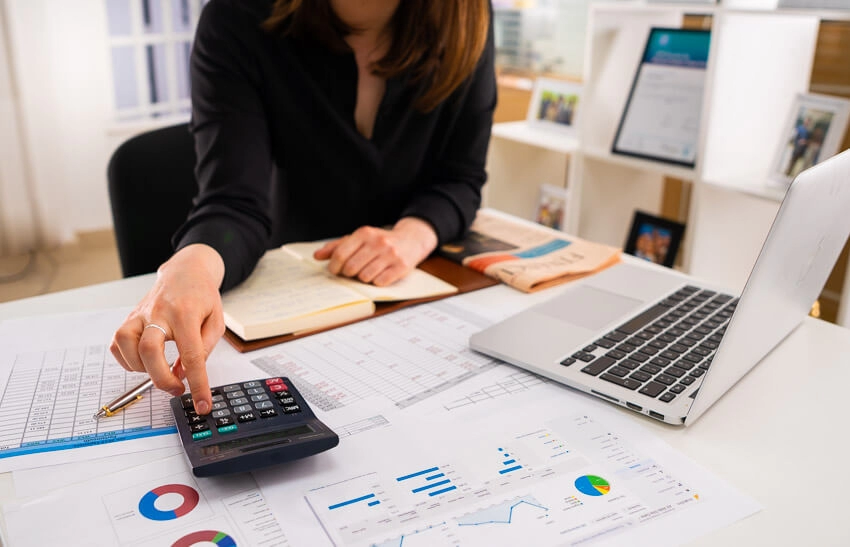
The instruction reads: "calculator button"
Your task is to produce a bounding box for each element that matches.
[265,378,284,385]
[278,396,296,405]
[225,390,246,399]
[259,408,278,418]
[211,409,231,418]
[269,384,287,393]
[255,401,274,410]
[246,387,264,395]
[273,391,291,399]
[282,404,302,414]
[212,402,228,411]
[184,409,198,418]
[230,397,249,406]
[218,424,239,434]
[192,430,212,441]
[223,384,241,392]
[187,415,205,425]
[210,388,222,396]
[190,422,210,433]
[215,417,234,427]
[180,395,194,409]
[211,394,224,403]
[243,381,261,388]
[237,412,257,423]
[233,404,252,414]
[250,394,269,402]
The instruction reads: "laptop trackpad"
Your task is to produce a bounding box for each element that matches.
[535,286,643,331]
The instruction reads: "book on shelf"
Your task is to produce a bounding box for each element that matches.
[221,241,459,342]
[438,210,621,293]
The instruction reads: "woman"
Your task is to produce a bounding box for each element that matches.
[111,0,496,415]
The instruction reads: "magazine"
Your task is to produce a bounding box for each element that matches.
[439,210,621,292]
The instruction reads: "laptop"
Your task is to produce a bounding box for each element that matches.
[470,149,850,426]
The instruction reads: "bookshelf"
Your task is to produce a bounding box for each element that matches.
[483,1,850,326]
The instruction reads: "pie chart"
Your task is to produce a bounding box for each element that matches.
[138,484,200,521]
[172,530,237,547]
[574,475,610,496]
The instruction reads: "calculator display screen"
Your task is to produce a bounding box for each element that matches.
[199,424,313,457]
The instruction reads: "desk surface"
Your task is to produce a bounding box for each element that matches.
[1,273,849,546]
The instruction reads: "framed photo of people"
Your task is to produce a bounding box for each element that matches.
[770,93,850,187]
[534,184,569,231]
[527,77,582,135]
[624,211,686,269]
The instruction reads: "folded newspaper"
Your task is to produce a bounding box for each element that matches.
[438,210,621,292]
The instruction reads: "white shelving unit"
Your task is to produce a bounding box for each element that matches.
[484,1,850,327]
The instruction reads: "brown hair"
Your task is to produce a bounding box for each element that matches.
[263,0,490,112]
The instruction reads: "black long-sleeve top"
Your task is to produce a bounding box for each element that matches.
[173,0,497,291]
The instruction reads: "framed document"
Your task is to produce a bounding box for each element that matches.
[612,27,712,167]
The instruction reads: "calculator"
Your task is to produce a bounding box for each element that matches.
[170,377,339,477]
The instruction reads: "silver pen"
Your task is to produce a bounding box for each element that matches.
[93,363,177,419]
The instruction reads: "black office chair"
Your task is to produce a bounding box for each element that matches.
[107,123,198,277]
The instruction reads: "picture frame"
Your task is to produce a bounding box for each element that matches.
[534,183,569,231]
[527,77,582,135]
[624,211,686,269]
[770,92,850,187]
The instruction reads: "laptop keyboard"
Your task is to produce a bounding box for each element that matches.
[560,285,738,404]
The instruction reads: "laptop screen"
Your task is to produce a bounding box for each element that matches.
[612,27,712,167]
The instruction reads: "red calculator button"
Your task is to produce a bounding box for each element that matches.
[265,378,283,385]
[269,383,289,392]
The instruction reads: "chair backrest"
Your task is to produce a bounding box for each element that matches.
[107,123,197,277]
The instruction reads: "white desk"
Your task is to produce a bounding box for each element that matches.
[1,273,849,546]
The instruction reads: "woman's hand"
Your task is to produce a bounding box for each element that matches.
[110,244,226,415]
[314,217,438,286]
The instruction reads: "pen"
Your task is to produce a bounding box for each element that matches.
[93,363,177,419]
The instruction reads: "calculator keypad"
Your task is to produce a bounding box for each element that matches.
[179,377,302,440]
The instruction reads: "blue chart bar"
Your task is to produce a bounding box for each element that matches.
[398,466,456,498]
[396,467,440,482]
[498,447,523,475]
[328,493,378,510]
[412,479,451,493]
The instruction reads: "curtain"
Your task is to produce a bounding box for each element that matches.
[0,1,42,257]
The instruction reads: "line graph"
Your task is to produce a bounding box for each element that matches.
[455,496,549,527]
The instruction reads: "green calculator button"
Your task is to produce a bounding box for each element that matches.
[217,424,238,435]
[192,430,212,441]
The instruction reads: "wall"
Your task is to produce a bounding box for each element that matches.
[4,0,117,246]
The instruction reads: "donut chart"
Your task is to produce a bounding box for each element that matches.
[171,530,237,547]
[138,484,200,521]
[574,475,611,497]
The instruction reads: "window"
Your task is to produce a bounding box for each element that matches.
[493,0,590,78]
[106,0,208,121]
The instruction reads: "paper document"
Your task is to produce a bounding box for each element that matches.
[250,300,501,412]
[251,384,760,547]
[0,310,179,472]
[3,454,290,546]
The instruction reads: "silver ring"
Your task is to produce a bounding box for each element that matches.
[144,323,168,337]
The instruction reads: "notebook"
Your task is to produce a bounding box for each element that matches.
[470,149,850,426]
